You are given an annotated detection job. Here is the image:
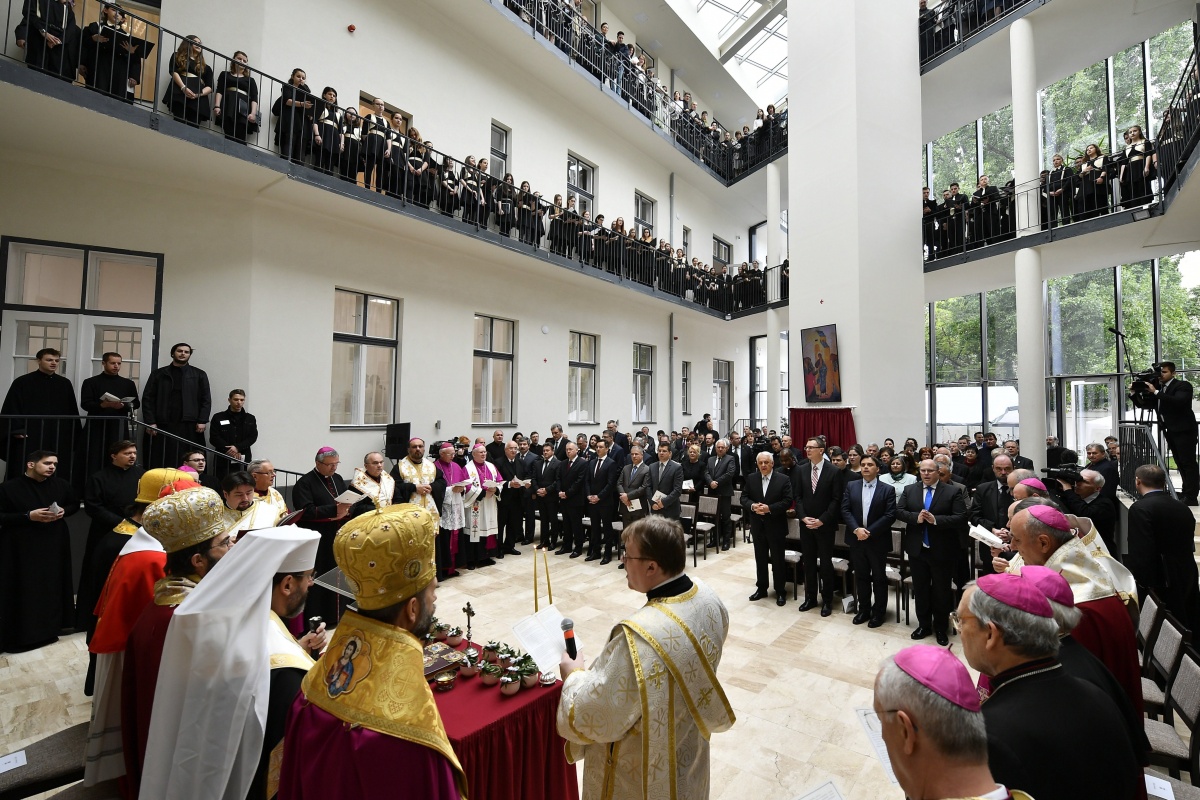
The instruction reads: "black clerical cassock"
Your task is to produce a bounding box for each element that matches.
[1,370,81,481]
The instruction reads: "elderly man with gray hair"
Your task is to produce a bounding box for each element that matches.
[955,572,1140,800]
[873,644,1032,800]
[1047,464,1118,552]
[703,437,736,550]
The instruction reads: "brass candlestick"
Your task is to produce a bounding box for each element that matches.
[462,602,478,659]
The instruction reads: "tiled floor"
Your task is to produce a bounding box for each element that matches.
[1,538,956,799]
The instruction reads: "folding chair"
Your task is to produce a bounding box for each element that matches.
[1145,643,1200,780]
[0,722,88,800]
[680,504,700,567]
[1144,610,1190,724]
[696,495,720,559]
[784,517,804,600]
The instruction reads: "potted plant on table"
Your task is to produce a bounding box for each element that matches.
[483,642,502,664]
[447,626,464,647]
[479,662,502,686]
[434,621,451,642]
[516,655,541,688]
[499,673,521,697]
[459,651,480,678]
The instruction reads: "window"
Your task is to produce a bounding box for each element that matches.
[635,45,654,72]
[1040,61,1109,168]
[567,154,595,217]
[712,359,732,434]
[633,343,654,422]
[713,236,731,269]
[4,241,158,314]
[930,121,978,193]
[682,226,691,258]
[490,123,509,179]
[568,331,597,424]
[330,289,399,426]
[681,360,691,414]
[473,315,515,424]
[634,192,655,237]
[92,327,144,386]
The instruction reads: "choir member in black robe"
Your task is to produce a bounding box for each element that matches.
[1,348,80,482]
[338,108,362,184]
[405,131,432,208]
[969,175,1000,247]
[14,0,80,81]
[162,35,213,127]
[290,448,351,624]
[547,194,568,255]
[79,351,139,477]
[384,111,407,197]
[921,188,938,259]
[213,51,258,144]
[1079,144,1108,220]
[477,158,496,228]
[562,197,581,260]
[360,97,391,193]
[1121,125,1156,208]
[273,68,314,164]
[311,88,343,176]
[459,157,484,227]
[79,4,147,102]
[439,157,462,218]
[516,181,543,245]
[141,343,211,470]
[943,184,969,255]
[0,450,80,652]
[1046,154,1074,227]
[494,173,517,237]
[77,440,143,632]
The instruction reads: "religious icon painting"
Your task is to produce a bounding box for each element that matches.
[324,632,372,697]
[801,324,842,403]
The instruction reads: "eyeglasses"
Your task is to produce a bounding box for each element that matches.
[619,553,652,562]
[208,534,234,553]
[186,457,205,463]
[949,611,976,634]
[254,471,276,476]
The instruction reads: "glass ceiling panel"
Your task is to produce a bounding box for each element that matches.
[695,0,788,108]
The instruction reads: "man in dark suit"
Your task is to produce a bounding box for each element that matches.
[549,423,570,461]
[518,438,539,544]
[1001,440,1033,471]
[585,440,619,563]
[1126,464,1200,630]
[1084,443,1119,502]
[605,420,630,452]
[494,441,526,557]
[602,430,626,468]
[1149,362,1199,505]
[727,432,749,490]
[649,442,684,519]
[704,438,737,550]
[743,451,794,606]
[557,442,588,557]
[841,455,897,627]
[698,432,716,466]
[793,437,846,616]
[970,454,1014,576]
[617,445,653,567]
[896,459,968,646]
[531,442,560,549]
[1045,435,1066,467]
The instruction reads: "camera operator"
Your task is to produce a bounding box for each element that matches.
[1145,362,1199,506]
[1047,468,1117,552]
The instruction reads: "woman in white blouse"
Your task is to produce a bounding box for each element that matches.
[879,455,917,496]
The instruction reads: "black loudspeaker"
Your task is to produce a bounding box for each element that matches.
[384,423,412,459]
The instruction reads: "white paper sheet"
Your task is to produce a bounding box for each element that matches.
[627,498,643,512]
[969,523,1005,549]
[1146,774,1176,800]
[0,750,27,775]
[333,489,364,504]
[855,708,899,785]
[511,604,584,675]
[682,479,695,491]
[792,780,845,800]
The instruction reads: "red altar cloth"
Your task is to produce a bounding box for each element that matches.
[433,648,579,800]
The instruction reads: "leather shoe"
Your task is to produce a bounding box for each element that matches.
[584,554,599,562]
[852,611,870,625]
[1187,497,1199,507]
[569,551,583,559]
[820,604,832,617]
[868,616,884,628]
[776,597,786,607]
[599,556,612,566]
[749,589,768,601]
[936,632,950,646]
[554,547,569,556]
[797,600,818,612]
[505,548,521,556]
[721,542,730,551]
[521,538,533,546]
[618,562,625,570]
[911,626,931,640]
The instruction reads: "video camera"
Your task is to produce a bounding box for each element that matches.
[1041,463,1082,484]
[1128,364,1162,410]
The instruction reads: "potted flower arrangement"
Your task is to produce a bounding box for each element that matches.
[434,621,451,642]
[516,655,541,688]
[499,673,521,697]
[498,646,515,669]
[459,651,480,678]
[483,642,502,664]
[479,662,502,686]
[446,626,464,647]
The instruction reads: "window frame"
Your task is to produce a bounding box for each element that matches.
[473,314,516,426]
[490,122,510,179]
[682,226,691,258]
[567,153,596,218]
[632,342,654,423]
[681,360,691,415]
[634,191,656,237]
[568,331,598,425]
[331,288,400,427]
[713,236,731,268]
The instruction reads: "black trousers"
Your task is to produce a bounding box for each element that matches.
[1166,430,1199,501]
[849,540,888,618]
[587,500,615,556]
[910,548,956,634]
[523,494,537,543]
[145,421,204,469]
[498,498,523,553]
[436,527,454,577]
[713,495,732,544]
[536,496,559,546]
[751,520,788,596]
[562,503,585,553]
[799,526,836,604]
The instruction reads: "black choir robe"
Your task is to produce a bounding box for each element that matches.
[0,473,79,651]
[1,370,81,480]
[291,469,348,623]
[79,370,139,476]
[78,462,144,631]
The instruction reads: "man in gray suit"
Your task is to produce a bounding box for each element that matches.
[649,442,684,519]
[704,438,737,551]
[617,444,653,569]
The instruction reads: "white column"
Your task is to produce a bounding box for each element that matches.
[1015,247,1047,469]
[789,0,924,440]
[766,306,783,430]
[766,161,783,270]
[1010,18,1040,233]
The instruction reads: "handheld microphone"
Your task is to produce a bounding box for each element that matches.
[561,618,577,659]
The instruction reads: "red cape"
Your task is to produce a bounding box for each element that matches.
[91,550,165,655]
[120,602,175,800]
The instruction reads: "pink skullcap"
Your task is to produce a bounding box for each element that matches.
[976,573,1053,618]
[316,446,336,455]
[472,444,487,453]
[178,465,198,475]
[1026,504,1071,532]
[1019,477,1047,492]
[893,645,981,712]
[439,441,455,451]
[1019,565,1074,608]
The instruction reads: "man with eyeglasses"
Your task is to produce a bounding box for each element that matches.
[141,343,212,469]
[794,437,846,616]
[558,516,733,800]
[179,448,221,493]
[120,487,232,797]
[249,459,289,520]
[292,447,352,623]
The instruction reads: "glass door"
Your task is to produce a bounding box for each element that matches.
[0,310,153,392]
[1058,377,1119,459]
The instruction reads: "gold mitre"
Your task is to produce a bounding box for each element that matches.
[142,487,229,553]
[334,503,437,610]
[135,467,197,504]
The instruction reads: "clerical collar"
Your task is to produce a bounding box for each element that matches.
[646,574,692,601]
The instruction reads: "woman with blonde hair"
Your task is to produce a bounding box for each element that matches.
[163,34,212,126]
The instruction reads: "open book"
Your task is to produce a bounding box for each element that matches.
[100,392,136,403]
[512,604,585,674]
[968,524,1006,550]
[626,498,643,512]
[682,479,695,491]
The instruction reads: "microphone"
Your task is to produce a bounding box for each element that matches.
[1108,326,1125,337]
[561,618,577,659]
